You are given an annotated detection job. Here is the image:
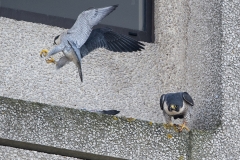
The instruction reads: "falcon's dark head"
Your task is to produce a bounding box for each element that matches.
[53,35,60,45]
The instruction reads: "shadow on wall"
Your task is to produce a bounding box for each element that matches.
[188,42,223,130]
[192,97,223,130]
[185,0,223,131]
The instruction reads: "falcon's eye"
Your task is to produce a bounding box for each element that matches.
[53,35,60,45]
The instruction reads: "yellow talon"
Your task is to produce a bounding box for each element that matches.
[163,122,174,129]
[173,124,179,132]
[126,117,136,122]
[167,133,173,139]
[163,123,179,132]
[178,156,184,160]
[46,57,56,64]
[113,116,118,120]
[40,49,49,57]
[178,122,190,132]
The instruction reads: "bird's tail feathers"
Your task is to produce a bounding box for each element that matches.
[78,64,83,82]
[81,109,120,115]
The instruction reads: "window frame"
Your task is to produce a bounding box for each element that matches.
[0,0,154,42]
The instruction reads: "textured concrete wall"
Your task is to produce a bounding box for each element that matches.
[0,0,240,159]
[0,18,165,123]
[190,0,240,159]
[185,0,223,130]
[0,146,80,160]
[0,96,190,160]
[0,0,195,125]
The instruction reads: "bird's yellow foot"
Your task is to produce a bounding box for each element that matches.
[126,117,136,122]
[40,49,49,57]
[46,57,56,64]
[163,123,173,129]
[149,121,153,126]
[113,116,118,120]
[178,122,190,132]
[163,122,176,129]
[163,123,179,132]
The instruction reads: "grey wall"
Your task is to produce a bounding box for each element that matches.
[0,17,163,123]
[0,96,190,160]
[0,146,81,160]
[0,0,226,131]
[185,0,223,130]
[0,0,239,159]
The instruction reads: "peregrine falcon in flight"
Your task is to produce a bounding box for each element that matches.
[160,92,194,132]
[40,5,144,81]
[40,5,119,82]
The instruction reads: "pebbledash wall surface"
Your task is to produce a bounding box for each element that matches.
[0,0,239,160]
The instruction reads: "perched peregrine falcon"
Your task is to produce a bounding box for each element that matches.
[40,5,119,82]
[160,92,194,132]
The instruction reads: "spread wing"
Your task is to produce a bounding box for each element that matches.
[67,5,118,48]
[80,28,145,57]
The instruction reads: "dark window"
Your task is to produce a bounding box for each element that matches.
[0,0,154,42]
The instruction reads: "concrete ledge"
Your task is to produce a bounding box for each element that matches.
[0,96,191,160]
[0,145,80,160]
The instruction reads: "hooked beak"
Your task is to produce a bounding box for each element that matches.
[170,105,176,110]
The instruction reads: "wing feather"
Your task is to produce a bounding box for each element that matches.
[182,92,194,106]
[160,94,165,110]
[82,28,145,55]
[67,5,118,48]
